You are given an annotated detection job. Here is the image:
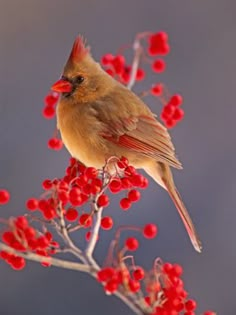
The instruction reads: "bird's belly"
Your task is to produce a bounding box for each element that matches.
[61,130,107,168]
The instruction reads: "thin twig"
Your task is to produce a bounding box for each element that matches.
[127,39,143,90]
[57,202,88,264]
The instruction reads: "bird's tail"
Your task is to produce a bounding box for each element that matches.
[145,163,202,252]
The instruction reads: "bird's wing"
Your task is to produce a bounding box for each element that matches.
[101,113,182,169]
[91,84,182,169]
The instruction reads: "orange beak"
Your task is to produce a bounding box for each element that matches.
[51,79,72,93]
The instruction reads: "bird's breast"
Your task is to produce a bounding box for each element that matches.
[56,102,107,168]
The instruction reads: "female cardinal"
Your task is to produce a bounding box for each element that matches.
[51,36,202,252]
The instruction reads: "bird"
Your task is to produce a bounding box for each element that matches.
[51,35,202,252]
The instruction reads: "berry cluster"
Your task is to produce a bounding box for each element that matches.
[97,223,157,295]
[24,157,148,237]
[160,94,185,128]
[101,54,145,84]
[0,216,58,269]
[97,224,214,315]
[0,157,215,314]
[100,31,185,129]
[42,92,58,119]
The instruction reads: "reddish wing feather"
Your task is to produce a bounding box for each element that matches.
[102,114,182,169]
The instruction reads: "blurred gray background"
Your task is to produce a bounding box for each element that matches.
[0,0,235,314]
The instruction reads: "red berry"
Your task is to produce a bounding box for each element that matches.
[160,111,169,121]
[43,207,57,220]
[44,92,59,107]
[79,213,92,228]
[139,177,149,189]
[171,264,183,277]
[105,68,115,77]
[133,267,145,281]
[37,236,50,248]
[128,189,141,202]
[45,231,53,241]
[128,279,141,292]
[158,43,170,55]
[125,237,139,251]
[15,216,28,230]
[112,55,125,74]
[170,94,183,106]
[101,216,113,230]
[124,165,136,176]
[85,167,98,179]
[97,194,109,207]
[117,156,129,168]
[42,179,52,190]
[101,53,114,65]
[143,223,158,239]
[109,178,122,193]
[131,174,145,187]
[2,231,15,245]
[151,83,164,96]
[43,106,55,119]
[38,199,48,211]
[185,300,197,311]
[26,198,38,211]
[203,312,216,315]
[163,104,175,116]
[24,227,36,239]
[152,59,166,73]
[163,262,173,274]
[0,251,11,260]
[105,279,118,294]
[76,174,88,187]
[48,138,63,150]
[0,189,10,205]
[172,108,185,121]
[149,31,169,45]
[136,68,145,81]
[65,208,78,221]
[69,187,81,200]
[97,267,116,282]
[121,67,131,84]
[10,256,26,270]
[85,231,91,241]
[121,177,132,189]
[82,183,92,195]
[120,198,131,210]
[165,119,177,128]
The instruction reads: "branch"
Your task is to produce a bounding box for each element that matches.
[0,242,147,315]
[57,202,88,264]
[85,205,102,260]
[127,39,143,90]
[0,242,91,273]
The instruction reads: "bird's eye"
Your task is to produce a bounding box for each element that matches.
[75,75,84,84]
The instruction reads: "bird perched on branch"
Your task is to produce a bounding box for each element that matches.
[51,35,202,252]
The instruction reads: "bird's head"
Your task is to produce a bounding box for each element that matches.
[51,35,114,103]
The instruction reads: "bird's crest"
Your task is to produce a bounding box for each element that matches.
[68,35,90,63]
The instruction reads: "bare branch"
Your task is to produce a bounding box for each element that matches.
[0,242,91,273]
